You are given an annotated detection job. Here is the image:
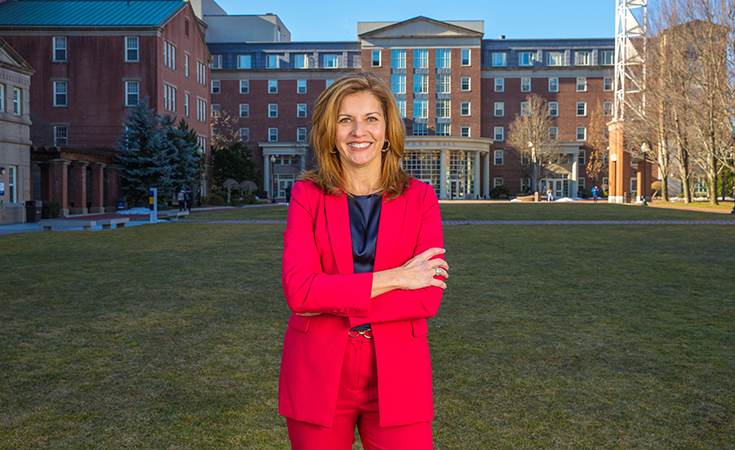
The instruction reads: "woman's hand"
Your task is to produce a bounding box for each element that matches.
[397,247,449,290]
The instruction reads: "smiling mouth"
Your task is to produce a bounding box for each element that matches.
[348,142,372,149]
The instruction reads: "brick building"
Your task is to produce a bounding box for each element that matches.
[206,14,614,200]
[0,0,211,216]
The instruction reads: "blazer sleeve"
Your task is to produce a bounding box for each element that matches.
[349,183,445,327]
[282,182,373,316]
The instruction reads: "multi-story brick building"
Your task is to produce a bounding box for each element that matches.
[207,15,614,200]
[0,0,211,216]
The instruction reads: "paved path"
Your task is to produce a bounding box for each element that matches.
[184,219,735,226]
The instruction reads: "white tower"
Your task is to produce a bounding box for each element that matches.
[613,0,647,121]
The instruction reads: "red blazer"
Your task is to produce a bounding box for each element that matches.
[279,178,445,428]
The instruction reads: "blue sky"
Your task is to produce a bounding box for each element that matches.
[213,0,616,42]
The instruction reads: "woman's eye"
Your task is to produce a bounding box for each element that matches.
[338,118,351,124]
[367,116,378,122]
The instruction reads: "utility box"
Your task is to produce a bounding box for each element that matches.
[25,200,42,223]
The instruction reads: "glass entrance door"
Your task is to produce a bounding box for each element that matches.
[449,180,465,199]
[276,175,295,199]
[554,180,564,199]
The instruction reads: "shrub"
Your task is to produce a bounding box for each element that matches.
[230,198,241,207]
[677,193,685,198]
[579,187,592,199]
[207,194,225,206]
[41,201,61,219]
[489,184,512,199]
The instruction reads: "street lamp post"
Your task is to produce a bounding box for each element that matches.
[270,155,277,204]
[640,142,649,206]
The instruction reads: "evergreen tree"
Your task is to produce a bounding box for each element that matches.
[174,118,203,200]
[211,142,261,189]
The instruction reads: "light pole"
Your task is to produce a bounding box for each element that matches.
[270,155,276,204]
[640,142,649,206]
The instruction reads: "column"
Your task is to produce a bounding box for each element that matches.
[40,163,52,201]
[608,122,631,203]
[636,159,653,202]
[483,153,490,199]
[263,154,271,198]
[473,152,481,200]
[71,161,89,215]
[48,159,71,216]
[570,150,579,199]
[90,163,106,213]
[439,149,448,200]
[300,151,306,172]
[106,166,120,212]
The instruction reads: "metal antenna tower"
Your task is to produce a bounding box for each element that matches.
[613,0,647,122]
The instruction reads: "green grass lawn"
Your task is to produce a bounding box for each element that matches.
[1,204,734,449]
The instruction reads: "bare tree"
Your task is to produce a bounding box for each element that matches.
[210,110,242,149]
[222,178,239,203]
[584,103,609,189]
[507,94,562,193]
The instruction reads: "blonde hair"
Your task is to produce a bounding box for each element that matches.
[301,72,411,199]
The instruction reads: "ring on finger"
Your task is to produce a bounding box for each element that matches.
[435,267,441,276]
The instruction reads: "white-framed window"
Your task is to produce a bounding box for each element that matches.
[521,78,531,92]
[297,79,307,94]
[297,103,307,118]
[372,50,381,67]
[549,77,559,92]
[494,126,504,141]
[601,50,614,65]
[239,103,249,118]
[414,74,428,94]
[53,81,67,107]
[495,78,504,92]
[197,135,206,155]
[460,126,470,137]
[436,74,451,94]
[436,49,451,68]
[575,51,590,65]
[520,102,530,116]
[549,127,558,141]
[603,101,612,116]
[211,55,222,69]
[125,37,139,62]
[391,49,406,68]
[0,83,4,112]
[391,74,405,94]
[396,100,406,118]
[268,103,278,118]
[492,52,506,66]
[436,123,450,136]
[196,60,206,85]
[211,103,220,116]
[297,127,307,142]
[294,54,308,69]
[164,40,176,70]
[576,77,587,92]
[603,177,609,188]
[240,80,249,94]
[460,77,470,91]
[494,150,504,165]
[238,55,251,69]
[184,92,189,117]
[125,81,139,106]
[461,48,471,66]
[53,37,66,61]
[494,177,504,187]
[578,149,586,165]
[546,52,562,66]
[413,123,428,136]
[577,102,587,116]
[414,49,428,68]
[519,52,534,66]
[604,77,613,91]
[239,127,249,142]
[578,177,586,189]
[576,127,587,141]
[521,178,531,193]
[6,165,17,202]
[324,54,339,68]
[268,80,278,94]
[211,80,220,94]
[197,98,206,122]
[267,54,279,69]
[54,126,68,147]
[549,102,558,117]
[460,102,470,116]
[182,53,189,78]
[494,102,504,117]
[436,100,450,118]
[414,99,428,118]
[268,128,278,142]
[164,84,176,112]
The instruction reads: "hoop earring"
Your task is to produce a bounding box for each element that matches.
[329,147,338,154]
[382,140,390,152]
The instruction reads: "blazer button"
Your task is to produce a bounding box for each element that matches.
[331,309,339,315]
[349,309,356,316]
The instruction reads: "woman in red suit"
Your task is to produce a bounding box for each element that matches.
[280,72,448,449]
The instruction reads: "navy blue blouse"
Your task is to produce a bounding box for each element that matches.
[347,193,382,331]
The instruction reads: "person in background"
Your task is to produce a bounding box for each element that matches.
[591,185,601,203]
[177,189,185,211]
[280,72,448,449]
[547,187,554,202]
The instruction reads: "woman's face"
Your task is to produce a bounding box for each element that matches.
[334,92,387,175]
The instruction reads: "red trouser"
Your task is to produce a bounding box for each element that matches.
[286,335,434,450]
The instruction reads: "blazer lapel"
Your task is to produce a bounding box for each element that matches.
[374,193,407,272]
[325,193,354,275]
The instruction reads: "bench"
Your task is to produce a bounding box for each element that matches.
[99,218,129,230]
[40,219,97,231]
[160,210,190,221]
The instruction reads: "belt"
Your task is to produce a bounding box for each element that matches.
[348,328,373,339]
